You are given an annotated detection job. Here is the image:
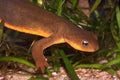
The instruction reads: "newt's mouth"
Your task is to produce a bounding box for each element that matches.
[85,46,99,52]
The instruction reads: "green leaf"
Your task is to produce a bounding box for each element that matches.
[90,0,102,13]
[0,56,35,68]
[70,0,78,8]
[116,6,120,32]
[103,57,120,68]
[59,50,80,80]
[111,24,120,48]
[28,77,48,80]
[74,64,103,69]
[0,20,4,42]
[105,68,116,75]
[56,0,65,16]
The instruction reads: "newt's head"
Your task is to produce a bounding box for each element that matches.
[64,29,99,52]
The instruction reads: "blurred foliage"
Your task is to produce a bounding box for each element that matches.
[0,0,120,79]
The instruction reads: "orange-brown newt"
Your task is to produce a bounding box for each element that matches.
[0,0,99,73]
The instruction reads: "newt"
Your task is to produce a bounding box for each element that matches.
[0,0,99,73]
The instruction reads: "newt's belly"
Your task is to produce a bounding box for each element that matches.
[0,19,52,37]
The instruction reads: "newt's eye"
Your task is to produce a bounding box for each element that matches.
[82,41,89,46]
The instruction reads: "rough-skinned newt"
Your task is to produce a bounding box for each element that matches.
[0,0,99,73]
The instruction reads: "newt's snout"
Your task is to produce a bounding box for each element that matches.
[90,45,99,52]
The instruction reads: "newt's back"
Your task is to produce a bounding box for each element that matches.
[0,0,70,37]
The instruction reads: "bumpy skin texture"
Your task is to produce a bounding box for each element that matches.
[0,0,99,73]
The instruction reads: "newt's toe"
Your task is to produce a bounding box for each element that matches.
[36,61,49,73]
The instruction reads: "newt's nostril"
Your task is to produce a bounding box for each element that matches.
[94,46,99,51]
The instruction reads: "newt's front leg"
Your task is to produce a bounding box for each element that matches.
[32,40,49,73]
[32,34,64,73]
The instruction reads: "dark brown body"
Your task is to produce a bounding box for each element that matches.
[0,0,99,73]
